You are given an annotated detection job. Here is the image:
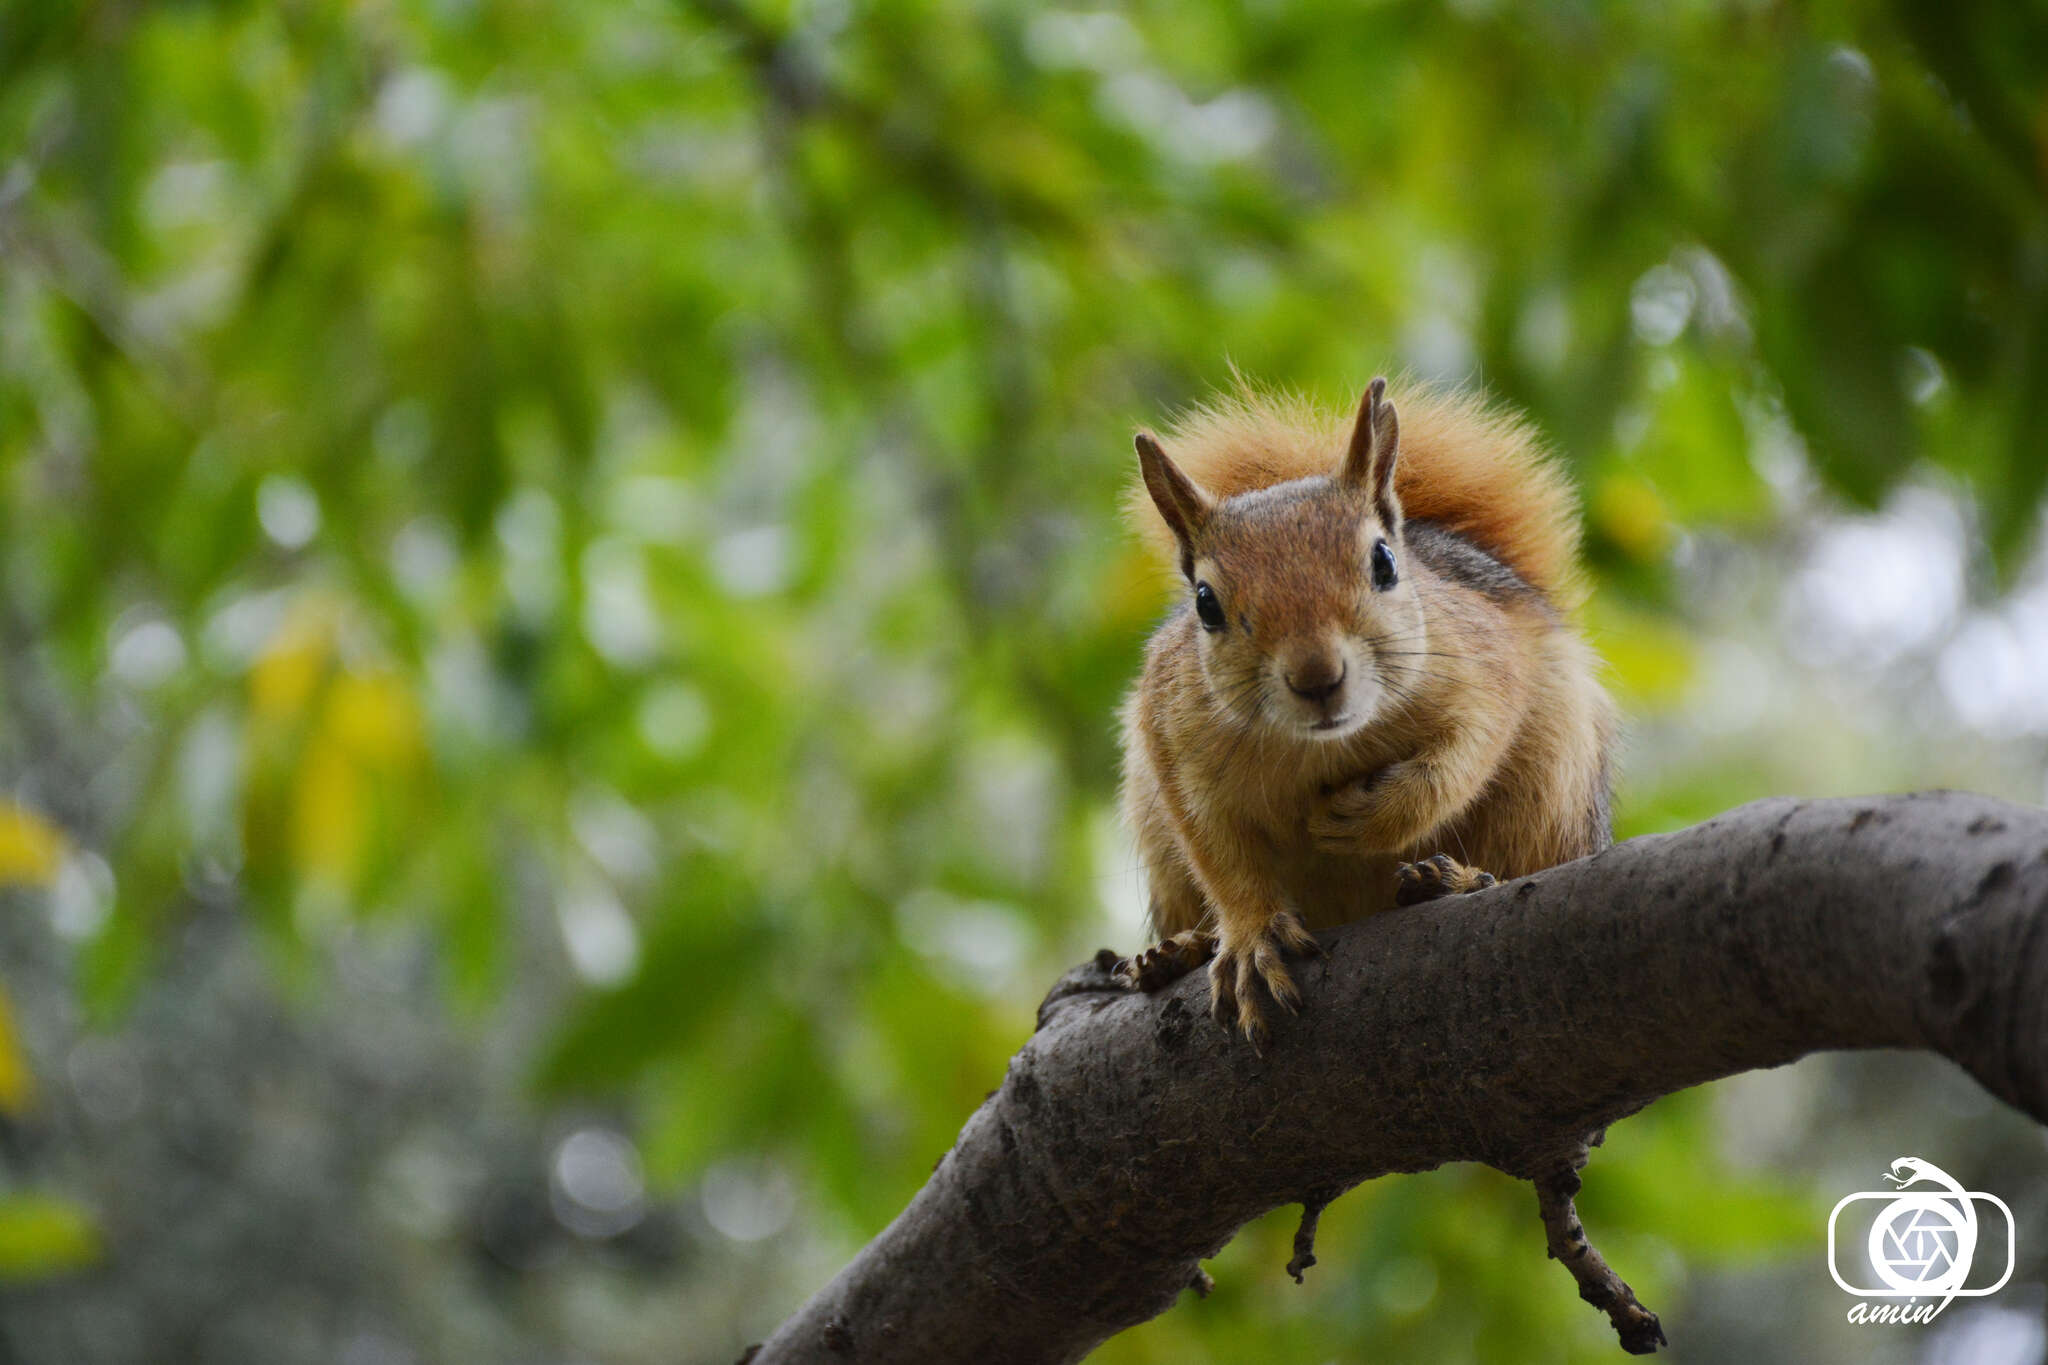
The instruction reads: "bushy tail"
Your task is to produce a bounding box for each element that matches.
[1126,380,1587,610]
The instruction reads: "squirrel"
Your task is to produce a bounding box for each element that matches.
[1115,376,1616,1046]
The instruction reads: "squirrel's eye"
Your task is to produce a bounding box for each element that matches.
[1194,581,1226,631]
[1371,539,1398,592]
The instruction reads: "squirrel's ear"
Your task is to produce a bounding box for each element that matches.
[1339,376,1401,528]
[1135,431,1213,547]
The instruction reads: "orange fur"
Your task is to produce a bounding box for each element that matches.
[1125,380,1587,610]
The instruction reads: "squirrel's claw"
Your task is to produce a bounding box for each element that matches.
[1208,911,1320,1046]
[1115,928,1218,991]
[1394,853,1499,906]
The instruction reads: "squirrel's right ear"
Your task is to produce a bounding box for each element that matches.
[1135,431,1213,548]
[1339,376,1401,527]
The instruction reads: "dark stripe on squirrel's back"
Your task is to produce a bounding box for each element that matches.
[1403,519,1541,606]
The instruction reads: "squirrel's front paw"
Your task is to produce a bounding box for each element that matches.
[1209,911,1322,1048]
[1394,852,1498,906]
[1307,765,1403,853]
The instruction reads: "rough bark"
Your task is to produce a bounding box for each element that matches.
[749,792,2048,1363]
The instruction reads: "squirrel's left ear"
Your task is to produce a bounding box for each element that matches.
[1339,376,1401,530]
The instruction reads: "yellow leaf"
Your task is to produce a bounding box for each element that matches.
[286,672,428,896]
[327,671,425,766]
[293,731,367,891]
[249,613,332,723]
[0,803,64,887]
[1592,473,1674,564]
[241,596,431,901]
[0,987,30,1114]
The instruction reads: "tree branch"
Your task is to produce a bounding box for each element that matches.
[748,792,2048,1363]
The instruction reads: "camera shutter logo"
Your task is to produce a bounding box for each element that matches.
[1827,1157,2015,1325]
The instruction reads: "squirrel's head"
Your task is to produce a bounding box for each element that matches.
[1136,378,1421,742]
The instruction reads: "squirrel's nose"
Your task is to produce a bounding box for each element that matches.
[1285,658,1347,704]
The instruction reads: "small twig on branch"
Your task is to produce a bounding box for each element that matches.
[1536,1159,1666,1354]
[1286,1189,1340,1284]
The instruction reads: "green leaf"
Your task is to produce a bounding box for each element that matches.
[0,1194,101,1282]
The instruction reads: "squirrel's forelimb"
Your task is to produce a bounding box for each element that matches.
[1207,909,1321,1047]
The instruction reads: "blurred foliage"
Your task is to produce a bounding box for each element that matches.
[0,1191,100,1284]
[0,802,65,887]
[0,0,2043,1360]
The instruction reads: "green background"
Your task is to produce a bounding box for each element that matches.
[1,1,2045,1361]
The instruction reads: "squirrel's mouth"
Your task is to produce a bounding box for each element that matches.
[1301,695,1382,739]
